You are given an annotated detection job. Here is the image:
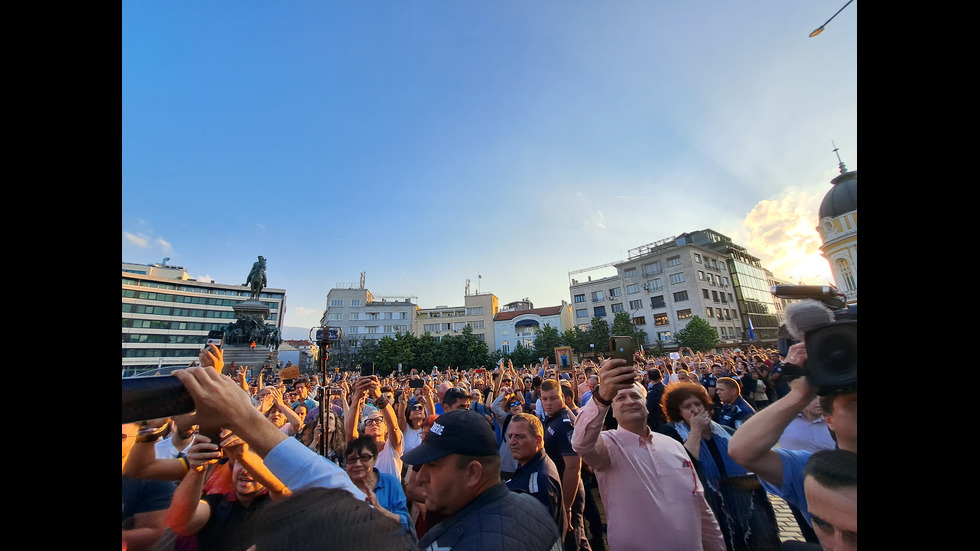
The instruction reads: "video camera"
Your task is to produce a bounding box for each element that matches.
[771,285,857,396]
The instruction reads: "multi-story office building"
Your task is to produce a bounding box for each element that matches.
[568,229,782,350]
[321,286,418,352]
[493,303,574,354]
[414,292,499,344]
[122,261,286,373]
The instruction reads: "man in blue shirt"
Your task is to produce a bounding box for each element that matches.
[506,413,566,534]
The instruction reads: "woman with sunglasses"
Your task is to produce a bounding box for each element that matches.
[344,435,415,537]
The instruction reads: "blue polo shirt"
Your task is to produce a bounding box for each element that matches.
[507,449,566,533]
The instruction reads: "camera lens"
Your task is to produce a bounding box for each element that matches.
[805,321,857,393]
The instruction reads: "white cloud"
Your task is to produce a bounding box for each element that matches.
[124,232,149,247]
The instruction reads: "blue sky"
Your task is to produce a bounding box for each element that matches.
[122,1,857,331]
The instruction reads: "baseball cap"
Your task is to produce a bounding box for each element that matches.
[402,409,498,465]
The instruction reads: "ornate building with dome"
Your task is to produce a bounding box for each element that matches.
[816,160,857,304]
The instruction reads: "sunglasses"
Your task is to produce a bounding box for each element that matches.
[501,379,512,383]
[411,404,424,411]
[508,402,522,408]
[346,453,375,464]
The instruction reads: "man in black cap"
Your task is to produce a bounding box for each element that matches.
[403,409,563,551]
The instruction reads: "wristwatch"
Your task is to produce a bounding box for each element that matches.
[591,385,613,407]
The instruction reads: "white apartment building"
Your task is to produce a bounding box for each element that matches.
[321,286,418,350]
[569,229,781,350]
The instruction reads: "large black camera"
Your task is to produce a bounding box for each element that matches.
[772,285,857,396]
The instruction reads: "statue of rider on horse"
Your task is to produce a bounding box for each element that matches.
[245,255,267,301]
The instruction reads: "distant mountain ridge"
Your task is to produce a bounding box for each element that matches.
[281,326,316,342]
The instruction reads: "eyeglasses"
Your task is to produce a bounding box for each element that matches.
[364,417,384,426]
[501,379,511,383]
[346,453,375,464]
[411,404,425,411]
[508,402,522,408]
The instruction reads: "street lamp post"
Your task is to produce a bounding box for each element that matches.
[809,0,854,37]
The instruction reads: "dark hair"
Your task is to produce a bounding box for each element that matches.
[539,379,560,393]
[716,377,740,394]
[647,367,663,382]
[803,449,857,489]
[345,435,378,458]
[442,387,469,407]
[661,382,712,423]
[247,487,417,551]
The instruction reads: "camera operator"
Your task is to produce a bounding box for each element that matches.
[728,301,857,530]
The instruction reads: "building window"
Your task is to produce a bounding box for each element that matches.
[677,308,692,319]
[633,316,646,325]
[698,271,705,281]
[594,306,607,317]
[591,291,604,302]
[673,290,689,302]
[609,288,622,298]
[654,313,669,326]
[327,313,343,321]
[629,299,643,310]
[502,342,510,354]
[647,279,663,292]
[623,267,637,277]
[471,320,485,328]
[644,261,662,276]
[650,295,665,309]
[349,313,359,320]
[706,307,713,317]
[423,323,440,332]
[626,283,640,294]
[474,333,485,342]
[658,331,673,342]
[611,303,624,313]
[350,299,361,307]
[329,299,343,307]
[712,290,719,303]
[703,289,711,299]
[837,258,856,291]
[728,293,734,303]
[466,307,484,315]
[348,326,359,334]
[666,255,681,267]
[694,254,702,263]
[574,294,586,303]
[576,308,588,318]
[669,273,685,285]
[720,293,727,303]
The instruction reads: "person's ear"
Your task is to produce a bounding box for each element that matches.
[464,459,484,487]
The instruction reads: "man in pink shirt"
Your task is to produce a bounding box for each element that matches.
[571,357,725,551]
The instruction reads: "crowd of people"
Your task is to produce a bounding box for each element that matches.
[122,300,856,551]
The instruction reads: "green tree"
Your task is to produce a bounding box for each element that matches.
[674,315,719,352]
[561,326,590,356]
[610,311,648,349]
[507,342,537,368]
[413,332,440,371]
[375,332,417,375]
[586,317,611,358]
[353,339,379,368]
[532,324,563,363]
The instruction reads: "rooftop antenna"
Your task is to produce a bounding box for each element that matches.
[360,272,366,289]
[832,140,847,174]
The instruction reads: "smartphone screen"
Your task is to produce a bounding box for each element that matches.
[360,362,375,377]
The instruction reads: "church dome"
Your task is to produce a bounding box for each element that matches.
[819,170,857,220]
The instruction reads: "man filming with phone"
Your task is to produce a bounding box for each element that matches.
[570,356,725,551]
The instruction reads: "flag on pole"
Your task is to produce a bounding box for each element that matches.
[747,317,756,340]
